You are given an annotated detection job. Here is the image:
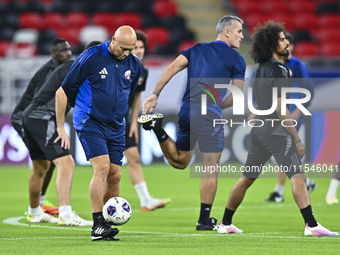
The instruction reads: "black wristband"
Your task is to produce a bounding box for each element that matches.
[294,139,301,144]
[151,90,159,97]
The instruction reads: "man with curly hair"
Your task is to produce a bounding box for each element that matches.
[217,21,338,236]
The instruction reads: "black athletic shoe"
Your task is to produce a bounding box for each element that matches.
[104,236,120,241]
[306,179,316,194]
[91,223,119,241]
[265,192,284,202]
[137,113,163,130]
[196,217,219,230]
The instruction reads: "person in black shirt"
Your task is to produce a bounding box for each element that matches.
[21,42,93,226]
[218,21,338,236]
[11,38,71,215]
[125,30,170,211]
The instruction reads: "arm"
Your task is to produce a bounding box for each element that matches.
[54,87,70,149]
[222,79,244,109]
[129,91,141,143]
[142,55,188,114]
[276,98,305,158]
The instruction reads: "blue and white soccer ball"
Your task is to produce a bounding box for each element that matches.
[102,197,132,225]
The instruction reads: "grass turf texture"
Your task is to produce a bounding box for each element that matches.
[0,163,339,254]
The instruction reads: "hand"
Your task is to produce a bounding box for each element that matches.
[54,127,70,149]
[129,121,139,144]
[295,141,305,159]
[142,94,158,114]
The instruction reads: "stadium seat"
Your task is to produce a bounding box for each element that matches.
[95,1,124,13]
[66,12,88,29]
[69,1,94,13]
[236,1,261,17]
[2,13,20,29]
[318,14,340,30]
[243,14,269,32]
[38,29,57,44]
[20,12,44,30]
[161,16,186,31]
[0,41,11,57]
[43,12,65,30]
[321,42,340,57]
[92,12,116,32]
[293,42,319,58]
[113,12,141,32]
[262,1,288,14]
[123,0,152,14]
[79,25,109,46]
[57,27,80,45]
[144,27,170,53]
[51,0,69,13]
[316,2,339,15]
[316,28,340,44]
[0,27,16,41]
[288,1,315,14]
[155,43,178,55]
[291,30,315,43]
[7,28,39,58]
[3,1,27,14]
[268,13,294,32]
[169,28,195,44]
[294,14,318,34]
[153,1,178,18]
[178,40,196,53]
[142,14,161,28]
[26,0,46,14]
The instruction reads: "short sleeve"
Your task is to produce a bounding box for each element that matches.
[181,46,193,62]
[232,54,246,79]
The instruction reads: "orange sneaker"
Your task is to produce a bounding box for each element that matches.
[41,200,59,215]
[141,198,171,211]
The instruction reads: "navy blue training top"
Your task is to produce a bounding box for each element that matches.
[181,40,246,114]
[61,41,141,131]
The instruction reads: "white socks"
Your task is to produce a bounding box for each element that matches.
[39,194,45,205]
[274,184,284,196]
[134,181,152,207]
[28,206,42,216]
[327,179,339,197]
[59,205,72,219]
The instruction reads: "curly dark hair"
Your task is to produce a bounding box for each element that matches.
[250,21,287,63]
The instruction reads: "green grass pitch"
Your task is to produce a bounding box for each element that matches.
[0,163,339,254]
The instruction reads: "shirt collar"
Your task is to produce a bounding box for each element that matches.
[215,40,229,47]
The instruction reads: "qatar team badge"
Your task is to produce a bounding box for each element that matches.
[125,70,131,80]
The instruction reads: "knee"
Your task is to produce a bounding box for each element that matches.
[32,161,49,177]
[170,155,190,170]
[107,170,121,184]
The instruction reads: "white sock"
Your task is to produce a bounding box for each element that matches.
[28,206,42,216]
[134,182,152,207]
[327,179,339,197]
[39,194,45,205]
[274,184,284,196]
[59,205,72,219]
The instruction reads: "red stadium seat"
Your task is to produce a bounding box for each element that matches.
[243,14,269,32]
[294,14,318,34]
[92,12,116,32]
[153,0,178,18]
[114,13,141,31]
[293,42,319,58]
[315,28,340,44]
[318,14,340,29]
[0,41,11,57]
[236,1,261,17]
[57,27,80,45]
[262,1,288,14]
[43,12,65,30]
[231,0,253,9]
[268,13,294,32]
[321,42,340,57]
[144,27,169,53]
[66,12,88,29]
[178,40,196,53]
[288,1,315,14]
[20,12,44,30]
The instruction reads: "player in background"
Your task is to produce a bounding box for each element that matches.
[55,26,141,241]
[326,163,340,204]
[22,40,92,226]
[218,21,338,236]
[125,30,171,211]
[11,38,71,215]
[138,15,245,231]
[263,33,316,202]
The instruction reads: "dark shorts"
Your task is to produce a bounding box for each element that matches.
[77,119,125,165]
[243,134,303,179]
[12,122,30,148]
[176,107,224,153]
[125,122,137,150]
[22,117,70,161]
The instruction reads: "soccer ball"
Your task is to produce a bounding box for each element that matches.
[102,197,132,225]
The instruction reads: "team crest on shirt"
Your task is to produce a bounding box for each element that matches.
[138,77,144,86]
[124,70,131,80]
